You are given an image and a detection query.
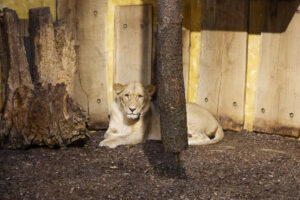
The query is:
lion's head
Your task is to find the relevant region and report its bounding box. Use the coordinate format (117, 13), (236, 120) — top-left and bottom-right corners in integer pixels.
(113, 82), (156, 120)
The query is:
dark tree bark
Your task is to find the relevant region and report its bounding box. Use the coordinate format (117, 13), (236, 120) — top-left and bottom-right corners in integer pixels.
(0, 8), (87, 149)
(156, 0), (188, 152)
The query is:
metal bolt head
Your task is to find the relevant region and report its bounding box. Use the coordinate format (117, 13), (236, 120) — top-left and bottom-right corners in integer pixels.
(123, 24), (127, 28)
(261, 108), (265, 113)
(97, 99), (101, 104)
(205, 98), (208, 102)
(289, 112), (294, 118)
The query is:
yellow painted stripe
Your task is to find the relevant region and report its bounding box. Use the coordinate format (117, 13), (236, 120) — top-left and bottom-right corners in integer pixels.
(188, 32), (201, 103)
(106, 0), (115, 104)
(244, 0), (262, 131)
(244, 35), (261, 131)
(187, 0), (201, 103)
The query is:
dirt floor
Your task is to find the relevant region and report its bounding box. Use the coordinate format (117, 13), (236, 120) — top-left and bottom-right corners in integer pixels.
(0, 131), (299, 200)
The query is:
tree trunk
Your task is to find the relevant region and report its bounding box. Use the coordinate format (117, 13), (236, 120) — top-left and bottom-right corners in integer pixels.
(156, 0), (188, 152)
(0, 8), (87, 149)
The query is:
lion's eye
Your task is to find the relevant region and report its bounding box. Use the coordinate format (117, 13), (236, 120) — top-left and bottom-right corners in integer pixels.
(124, 94), (129, 98)
(138, 95), (143, 99)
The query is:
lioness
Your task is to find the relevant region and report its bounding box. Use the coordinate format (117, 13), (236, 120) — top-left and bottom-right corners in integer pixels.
(99, 82), (224, 148)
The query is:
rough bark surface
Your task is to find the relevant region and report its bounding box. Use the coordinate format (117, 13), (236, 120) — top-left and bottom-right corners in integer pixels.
(54, 20), (77, 97)
(0, 8), (34, 149)
(156, 0), (188, 152)
(29, 7), (75, 90)
(0, 11), (7, 109)
(0, 8), (86, 149)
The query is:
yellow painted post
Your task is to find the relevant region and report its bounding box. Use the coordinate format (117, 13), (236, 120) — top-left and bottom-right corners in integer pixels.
(106, 0), (116, 104)
(244, 0), (262, 131)
(187, 0), (201, 103)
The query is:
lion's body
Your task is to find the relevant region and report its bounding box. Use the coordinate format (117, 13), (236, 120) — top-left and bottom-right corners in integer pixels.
(99, 82), (224, 148)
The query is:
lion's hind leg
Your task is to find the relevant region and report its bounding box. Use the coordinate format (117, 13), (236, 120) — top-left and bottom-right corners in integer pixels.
(188, 132), (211, 145)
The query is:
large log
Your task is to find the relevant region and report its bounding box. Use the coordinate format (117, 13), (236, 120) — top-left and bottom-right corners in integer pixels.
(0, 8), (87, 149)
(156, 0), (188, 153)
(0, 8), (34, 149)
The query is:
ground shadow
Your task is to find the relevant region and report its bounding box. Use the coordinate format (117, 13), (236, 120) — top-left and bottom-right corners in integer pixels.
(142, 140), (187, 179)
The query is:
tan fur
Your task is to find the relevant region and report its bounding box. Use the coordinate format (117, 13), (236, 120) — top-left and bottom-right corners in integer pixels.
(99, 82), (224, 148)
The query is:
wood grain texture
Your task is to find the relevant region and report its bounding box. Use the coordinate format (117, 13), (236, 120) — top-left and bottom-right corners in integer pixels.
(0, 9), (34, 149)
(254, 1), (300, 137)
(0, 8), (86, 149)
(57, 0), (77, 35)
(182, 29), (190, 100)
(28, 7), (86, 146)
(76, 0), (109, 129)
(197, 0), (248, 131)
(29, 7), (62, 86)
(0, 14), (7, 111)
(114, 5), (152, 85)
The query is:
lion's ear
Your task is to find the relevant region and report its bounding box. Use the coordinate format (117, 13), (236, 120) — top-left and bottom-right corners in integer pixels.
(113, 83), (125, 95)
(145, 85), (156, 96)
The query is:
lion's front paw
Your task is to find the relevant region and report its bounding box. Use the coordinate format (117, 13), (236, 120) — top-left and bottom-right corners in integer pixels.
(104, 128), (118, 139)
(99, 139), (118, 148)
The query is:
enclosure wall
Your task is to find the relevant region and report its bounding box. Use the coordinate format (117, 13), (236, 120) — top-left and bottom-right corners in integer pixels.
(1, 0), (300, 138)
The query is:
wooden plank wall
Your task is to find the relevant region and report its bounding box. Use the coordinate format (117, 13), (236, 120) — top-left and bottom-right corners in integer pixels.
(114, 5), (152, 86)
(3, 0), (300, 136)
(253, 0), (300, 137)
(197, 0), (248, 131)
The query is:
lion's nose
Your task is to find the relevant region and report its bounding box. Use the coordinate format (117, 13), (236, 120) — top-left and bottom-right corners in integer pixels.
(129, 107), (136, 112)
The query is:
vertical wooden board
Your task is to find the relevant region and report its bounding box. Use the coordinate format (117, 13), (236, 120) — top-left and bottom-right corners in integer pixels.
(182, 29), (190, 100)
(197, 0), (248, 131)
(254, 1), (300, 137)
(114, 5), (152, 85)
(76, 0), (109, 129)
